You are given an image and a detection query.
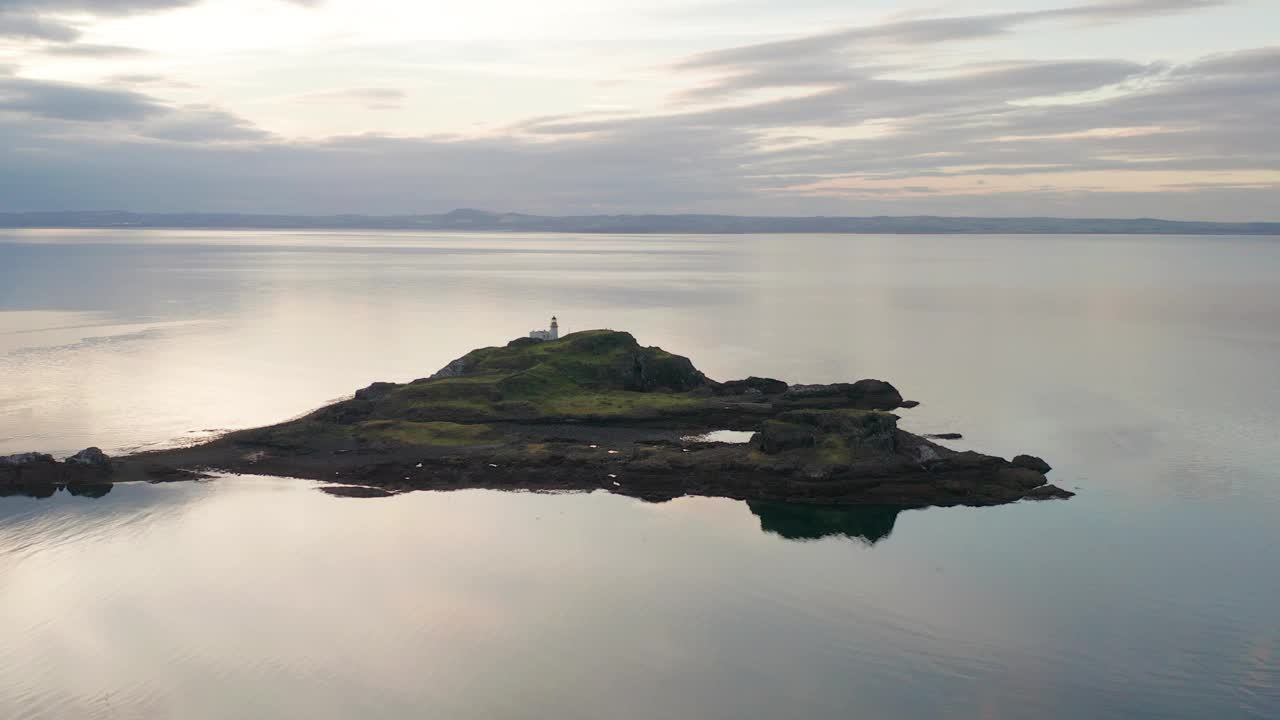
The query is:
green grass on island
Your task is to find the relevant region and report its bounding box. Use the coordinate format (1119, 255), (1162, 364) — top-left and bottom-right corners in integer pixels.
(236, 330), (722, 448)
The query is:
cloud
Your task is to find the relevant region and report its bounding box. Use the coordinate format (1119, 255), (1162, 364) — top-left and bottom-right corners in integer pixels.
(295, 87), (407, 110)
(0, 0), (1273, 220)
(0, 2), (201, 42)
(0, 74), (264, 142)
(530, 58), (1157, 137)
(41, 43), (148, 57)
(137, 105), (273, 142)
(106, 73), (198, 89)
(0, 12), (81, 41)
(0, 75), (163, 121)
(108, 73), (167, 84)
(0, 0), (316, 43)
(675, 1), (1230, 102)
(681, 1), (1230, 68)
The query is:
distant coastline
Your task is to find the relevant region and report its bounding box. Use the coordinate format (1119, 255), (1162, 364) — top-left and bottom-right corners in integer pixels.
(1, 209), (1277, 235)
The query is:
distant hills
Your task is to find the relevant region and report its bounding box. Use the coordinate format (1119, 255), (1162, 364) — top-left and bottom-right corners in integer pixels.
(1, 209), (1277, 235)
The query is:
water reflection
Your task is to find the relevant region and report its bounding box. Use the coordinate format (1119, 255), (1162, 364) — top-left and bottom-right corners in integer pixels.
(748, 500), (901, 545)
(320, 485), (905, 545)
(2, 478), (891, 547)
(0, 482), (112, 499)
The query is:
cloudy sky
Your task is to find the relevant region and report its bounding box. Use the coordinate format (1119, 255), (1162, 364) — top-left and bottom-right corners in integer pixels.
(1, 0), (1277, 219)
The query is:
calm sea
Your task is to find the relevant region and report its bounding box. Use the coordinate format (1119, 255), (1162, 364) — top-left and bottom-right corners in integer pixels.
(1, 230), (1277, 719)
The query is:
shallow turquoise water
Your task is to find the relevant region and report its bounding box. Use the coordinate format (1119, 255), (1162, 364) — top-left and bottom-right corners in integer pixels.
(1, 230), (1277, 718)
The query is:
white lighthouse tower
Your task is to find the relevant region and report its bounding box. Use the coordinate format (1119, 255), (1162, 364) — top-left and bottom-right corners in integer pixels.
(528, 316), (561, 341)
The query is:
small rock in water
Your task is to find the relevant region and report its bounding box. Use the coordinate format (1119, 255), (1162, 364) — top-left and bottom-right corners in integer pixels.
(320, 485), (395, 499)
(1024, 484), (1074, 500)
(65, 447), (112, 469)
(1012, 454), (1052, 474)
(0, 452), (55, 466)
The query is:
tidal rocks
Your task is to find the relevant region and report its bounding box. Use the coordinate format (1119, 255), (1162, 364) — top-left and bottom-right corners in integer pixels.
(320, 485), (397, 498)
(718, 377), (789, 396)
(1, 447), (115, 498)
(66, 447), (111, 469)
(781, 379), (904, 410)
(1023, 484), (1074, 500)
(98, 329), (1070, 509)
(751, 420), (818, 454)
(1012, 454), (1053, 474)
(778, 409), (899, 454)
(0, 452), (56, 466)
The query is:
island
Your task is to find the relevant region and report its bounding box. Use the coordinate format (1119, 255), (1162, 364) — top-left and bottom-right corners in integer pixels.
(1, 329), (1073, 506)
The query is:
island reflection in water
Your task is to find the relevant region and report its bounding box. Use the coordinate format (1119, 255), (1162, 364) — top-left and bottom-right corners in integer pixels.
(0, 481), (113, 499)
(9, 479), (894, 545)
(747, 500), (901, 544)
(322, 485), (906, 544)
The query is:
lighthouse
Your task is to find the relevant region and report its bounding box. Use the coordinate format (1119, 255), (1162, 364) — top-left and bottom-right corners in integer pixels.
(528, 316), (561, 341)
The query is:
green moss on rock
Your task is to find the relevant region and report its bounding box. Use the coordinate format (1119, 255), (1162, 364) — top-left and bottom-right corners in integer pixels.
(356, 421), (500, 446)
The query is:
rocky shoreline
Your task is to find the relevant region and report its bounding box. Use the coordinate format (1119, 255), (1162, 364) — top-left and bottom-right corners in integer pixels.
(2, 330), (1073, 507)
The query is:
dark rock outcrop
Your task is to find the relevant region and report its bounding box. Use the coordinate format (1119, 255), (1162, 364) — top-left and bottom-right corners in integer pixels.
(66, 447), (111, 469)
(751, 420), (819, 454)
(320, 485), (397, 498)
(429, 356), (471, 380)
(1012, 454), (1052, 473)
(782, 379), (904, 410)
(354, 382), (397, 402)
(1023, 484), (1074, 500)
(718, 377), (789, 396)
(1, 448), (116, 498)
(0, 452), (55, 466)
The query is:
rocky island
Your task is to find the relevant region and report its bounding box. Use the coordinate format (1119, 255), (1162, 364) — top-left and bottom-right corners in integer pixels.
(2, 330), (1072, 506)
